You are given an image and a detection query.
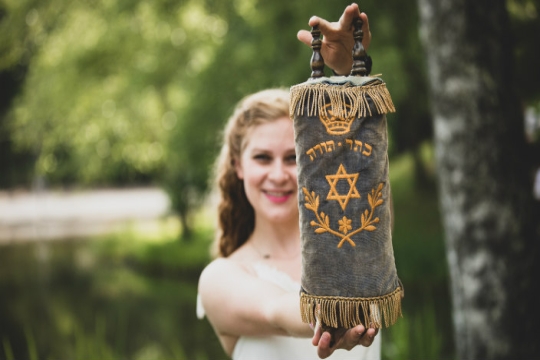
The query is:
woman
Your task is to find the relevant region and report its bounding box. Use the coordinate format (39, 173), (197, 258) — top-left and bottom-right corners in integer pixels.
(198, 4), (380, 359)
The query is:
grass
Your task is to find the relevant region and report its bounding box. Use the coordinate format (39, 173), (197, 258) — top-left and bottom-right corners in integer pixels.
(383, 144), (454, 360)
(0, 216), (224, 360)
(0, 145), (453, 360)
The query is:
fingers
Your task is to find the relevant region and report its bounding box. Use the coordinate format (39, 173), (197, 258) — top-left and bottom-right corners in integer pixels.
(343, 324), (367, 349)
(338, 3), (362, 30)
(309, 15), (335, 37)
(339, 7), (371, 51)
(311, 318), (322, 346)
(314, 325), (378, 359)
(338, 5), (372, 51)
(296, 4), (372, 76)
(316, 331), (334, 359)
(353, 326), (378, 347)
(312, 3), (357, 35)
(360, 12), (370, 30)
(297, 29), (312, 47)
(304, 4), (370, 49)
(360, 12), (372, 50)
(311, 306), (323, 346)
(307, 15), (320, 27)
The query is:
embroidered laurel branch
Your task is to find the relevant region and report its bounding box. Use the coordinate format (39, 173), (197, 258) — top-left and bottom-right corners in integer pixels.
(302, 183), (384, 248)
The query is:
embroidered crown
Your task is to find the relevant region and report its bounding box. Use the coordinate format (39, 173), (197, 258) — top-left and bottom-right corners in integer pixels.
(319, 103), (356, 135)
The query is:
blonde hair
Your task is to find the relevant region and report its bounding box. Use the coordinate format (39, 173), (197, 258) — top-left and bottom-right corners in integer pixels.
(212, 88), (290, 258)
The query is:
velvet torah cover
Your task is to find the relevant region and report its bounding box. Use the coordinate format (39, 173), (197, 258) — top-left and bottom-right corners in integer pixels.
(290, 74), (403, 330)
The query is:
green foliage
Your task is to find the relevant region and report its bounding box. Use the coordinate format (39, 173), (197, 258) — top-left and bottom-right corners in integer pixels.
(73, 317), (117, 360)
(162, 0), (433, 225)
(3, 0), (539, 230)
(383, 145), (453, 360)
(390, 144), (447, 286)
(23, 328), (38, 360)
(382, 300), (444, 360)
(2, 338), (15, 360)
(0, 151), (452, 359)
(0, 219), (221, 360)
(2, 0), (224, 186)
(508, 0), (540, 104)
(0, 0), (433, 218)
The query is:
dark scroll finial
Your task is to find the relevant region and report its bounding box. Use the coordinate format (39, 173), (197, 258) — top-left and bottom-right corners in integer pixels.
(350, 17), (367, 76)
(310, 25), (325, 79)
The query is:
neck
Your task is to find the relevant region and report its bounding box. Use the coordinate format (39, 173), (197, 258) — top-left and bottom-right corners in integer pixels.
(249, 216), (300, 260)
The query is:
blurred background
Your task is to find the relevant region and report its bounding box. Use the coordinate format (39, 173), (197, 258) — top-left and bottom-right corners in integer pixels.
(1, 0), (539, 359)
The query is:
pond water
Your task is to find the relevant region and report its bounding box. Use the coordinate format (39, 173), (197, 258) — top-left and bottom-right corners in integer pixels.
(0, 238), (226, 360)
(0, 180), (455, 360)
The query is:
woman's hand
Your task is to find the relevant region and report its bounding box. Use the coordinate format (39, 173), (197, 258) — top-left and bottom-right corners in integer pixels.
(312, 323), (378, 359)
(297, 3), (371, 76)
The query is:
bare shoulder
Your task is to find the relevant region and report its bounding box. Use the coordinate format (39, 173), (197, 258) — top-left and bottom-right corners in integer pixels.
(199, 244), (256, 282)
(198, 254), (253, 296)
(197, 247), (304, 341)
(197, 254), (262, 328)
(199, 257), (243, 283)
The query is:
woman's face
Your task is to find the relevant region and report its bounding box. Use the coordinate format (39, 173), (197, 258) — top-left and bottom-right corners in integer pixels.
(235, 116), (298, 225)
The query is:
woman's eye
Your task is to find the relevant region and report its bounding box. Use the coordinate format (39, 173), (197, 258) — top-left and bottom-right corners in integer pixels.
(286, 155), (297, 164)
(254, 154), (271, 161)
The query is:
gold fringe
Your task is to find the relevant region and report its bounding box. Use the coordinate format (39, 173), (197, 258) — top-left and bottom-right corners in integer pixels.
(289, 81), (395, 121)
(300, 286), (403, 329)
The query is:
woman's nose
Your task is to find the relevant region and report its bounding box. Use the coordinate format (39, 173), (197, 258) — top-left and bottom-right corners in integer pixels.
(268, 161), (289, 182)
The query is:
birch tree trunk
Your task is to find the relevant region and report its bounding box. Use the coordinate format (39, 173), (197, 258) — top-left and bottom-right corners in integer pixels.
(417, 0), (540, 359)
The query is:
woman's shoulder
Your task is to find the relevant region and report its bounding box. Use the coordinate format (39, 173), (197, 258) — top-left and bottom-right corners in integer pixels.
(199, 250), (256, 287)
(197, 250), (262, 322)
(199, 257), (237, 281)
(201, 257), (241, 275)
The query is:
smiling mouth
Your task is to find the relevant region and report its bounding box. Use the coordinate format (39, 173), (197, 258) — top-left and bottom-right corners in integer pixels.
(263, 190), (294, 203)
(264, 190), (294, 196)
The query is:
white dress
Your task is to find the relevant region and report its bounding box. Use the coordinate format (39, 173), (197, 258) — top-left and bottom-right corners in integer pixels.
(197, 262), (381, 360)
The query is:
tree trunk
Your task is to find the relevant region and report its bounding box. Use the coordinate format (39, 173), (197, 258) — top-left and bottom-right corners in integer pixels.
(179, 208), (193, 241)
(417, 0), (540, 359)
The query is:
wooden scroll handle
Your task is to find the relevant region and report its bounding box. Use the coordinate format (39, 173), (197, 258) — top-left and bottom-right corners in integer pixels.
(350, 17), (368, 76)
(310, 18), (369, 78)
(310, 25), (325, 79)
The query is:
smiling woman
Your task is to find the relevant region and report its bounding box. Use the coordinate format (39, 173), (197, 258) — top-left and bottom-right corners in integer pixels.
(196, 4), (383, 359)
(212, 89), (293, 260)
(235, 116), (299, 226)
(197, 89), (380, 359)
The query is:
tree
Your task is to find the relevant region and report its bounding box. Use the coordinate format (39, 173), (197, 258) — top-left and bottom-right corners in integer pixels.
(0, 0), (64, 187)
(417, 0), (540, 358)
(162, 0), (347, 238)
(1, 0), (226, 188)
(162, 0), (438, 237)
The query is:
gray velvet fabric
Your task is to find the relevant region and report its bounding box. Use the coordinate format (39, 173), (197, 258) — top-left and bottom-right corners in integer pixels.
(292, 77), (400, 301)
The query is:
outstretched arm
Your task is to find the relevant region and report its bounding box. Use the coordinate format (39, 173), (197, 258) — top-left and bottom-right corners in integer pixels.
(297, 3), (371, 75)
(199, 258), (378, 358)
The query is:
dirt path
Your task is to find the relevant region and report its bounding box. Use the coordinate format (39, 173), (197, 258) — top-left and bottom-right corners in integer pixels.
(0, 187), (170, 244)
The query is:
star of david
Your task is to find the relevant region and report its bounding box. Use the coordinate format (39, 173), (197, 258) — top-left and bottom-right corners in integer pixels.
(325, 164), (361, 211)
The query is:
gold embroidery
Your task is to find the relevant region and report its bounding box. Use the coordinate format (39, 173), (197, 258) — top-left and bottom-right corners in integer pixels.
(302, 183), (384, 248)
(290, 81), (395, 124)
(338, 216), (352, 234)
(300, 286), (403, 329)
(325, 164), (361, 211)
(306, 140), (335, 160)
(320, 103), (356, 135)
(305, 139), (373, 161)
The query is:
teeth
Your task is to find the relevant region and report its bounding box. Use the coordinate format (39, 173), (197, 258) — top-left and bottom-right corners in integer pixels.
(266, 191), (288, 197)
